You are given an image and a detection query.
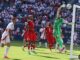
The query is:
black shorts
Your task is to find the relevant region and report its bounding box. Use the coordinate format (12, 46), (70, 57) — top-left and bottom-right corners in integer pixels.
(39, 39), (47, 43)
(63, 38), (68, 44)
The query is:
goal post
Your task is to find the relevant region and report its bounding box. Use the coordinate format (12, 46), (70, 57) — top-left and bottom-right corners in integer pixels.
(70, 4), (80, 59)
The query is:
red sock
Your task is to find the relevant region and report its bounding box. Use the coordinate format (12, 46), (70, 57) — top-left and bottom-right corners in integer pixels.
(49, 44), (53, 50)
(32, 44), (35, 50)
(33, 45), (35, 49)
(24, 46), (26, 48)
(31, 45), (33, 50)
(28, 45), (31, 50)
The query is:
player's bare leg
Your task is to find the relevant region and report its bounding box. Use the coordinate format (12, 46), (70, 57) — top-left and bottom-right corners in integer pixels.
(31, 42), (37, 54)
(4, 43), (10, 59)
(22, 39), (27, 51)
(48, 44), (53, 53)
(0, 39), (5, 51)
(28, 41), (31, 55)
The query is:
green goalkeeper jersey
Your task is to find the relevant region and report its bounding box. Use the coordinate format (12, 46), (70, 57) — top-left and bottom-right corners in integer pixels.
(54, 17), (63, 36)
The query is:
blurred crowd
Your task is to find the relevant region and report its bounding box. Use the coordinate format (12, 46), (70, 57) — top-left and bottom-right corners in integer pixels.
(0, 0), (80, 45)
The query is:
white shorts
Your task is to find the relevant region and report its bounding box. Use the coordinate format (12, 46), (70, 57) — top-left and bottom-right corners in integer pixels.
(1, 31), (10, 44)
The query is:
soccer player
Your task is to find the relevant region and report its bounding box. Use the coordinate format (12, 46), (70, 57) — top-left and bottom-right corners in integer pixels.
(39, 25), (47, 48)
(53, 5), (71, 53)
(27, 15), (37, 54)
(0, 15), (17, 59)
(45, 22), (55, 52)
(53, 5), (65, 53)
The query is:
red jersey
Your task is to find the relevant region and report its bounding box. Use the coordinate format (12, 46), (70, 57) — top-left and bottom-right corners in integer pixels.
(26, 20), (37, 41)
(45, 26), (53, 35)
(45, 26), (55, 44)
(28, 20), (35, 31)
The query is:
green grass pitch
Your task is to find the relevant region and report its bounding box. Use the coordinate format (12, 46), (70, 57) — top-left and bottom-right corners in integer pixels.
(0, 41), (80, 60)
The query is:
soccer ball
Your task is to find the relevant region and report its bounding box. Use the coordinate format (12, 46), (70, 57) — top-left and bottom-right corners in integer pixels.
(63, 24), (67, 27)
(66, 4), (72, 9)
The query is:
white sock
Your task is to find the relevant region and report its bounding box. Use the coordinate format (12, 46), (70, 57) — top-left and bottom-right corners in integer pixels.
(45, 42), (47, 48)
(39, 42), (41, 46)
(55, 43), (58, 50)
(4, 47), (10, 57)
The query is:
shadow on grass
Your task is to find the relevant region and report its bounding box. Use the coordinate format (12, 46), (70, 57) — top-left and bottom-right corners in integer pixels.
(37, 51), (49, 54)
(11, 41), (80, 52)
(35, 55), (59, 59)
(1, 58), (21, 60)
(66, 45), (80, 51)
(11, 40), (23, 47)
(12, 59), (21, 60)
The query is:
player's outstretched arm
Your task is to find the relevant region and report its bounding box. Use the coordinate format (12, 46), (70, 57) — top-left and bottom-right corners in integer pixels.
(63, 20), (74, 25)
(56, 5), (64, 18)
(56, 4), (66, 18)
(56, 7), (61, 18)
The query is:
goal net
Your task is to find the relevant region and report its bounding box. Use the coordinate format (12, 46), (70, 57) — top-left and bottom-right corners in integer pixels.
(70, 4), (80, 59)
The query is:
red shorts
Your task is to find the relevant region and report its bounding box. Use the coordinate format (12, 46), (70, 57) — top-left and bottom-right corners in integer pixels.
(46, 35), (55, 44)
(26, 31), (37, 41)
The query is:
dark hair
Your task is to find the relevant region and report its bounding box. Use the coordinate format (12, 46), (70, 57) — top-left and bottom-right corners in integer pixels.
(13, 13), (17, 17)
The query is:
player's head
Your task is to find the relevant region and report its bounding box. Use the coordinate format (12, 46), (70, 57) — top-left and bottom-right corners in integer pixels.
(46, 22), (51, 26)
(11, 14), (17, 25)
(28, 15), (33, 21)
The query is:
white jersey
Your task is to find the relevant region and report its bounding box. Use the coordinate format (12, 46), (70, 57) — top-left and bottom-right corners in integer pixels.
(6, 22), (14, 31)
(40, 27), (46, 39)
(1, 22), (14, 44)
